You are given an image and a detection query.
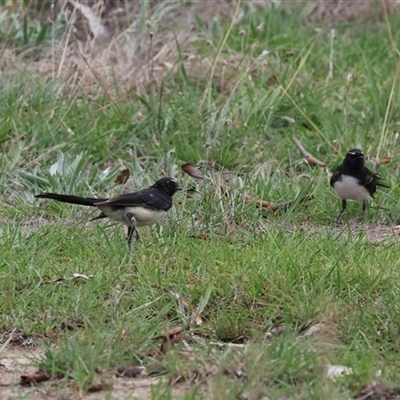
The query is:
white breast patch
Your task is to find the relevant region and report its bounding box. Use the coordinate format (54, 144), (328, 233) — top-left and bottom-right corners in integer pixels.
(333, 175), (371, 202)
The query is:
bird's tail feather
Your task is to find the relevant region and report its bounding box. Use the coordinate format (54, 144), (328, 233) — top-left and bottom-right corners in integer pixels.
(377, 182), (390, 188)
(35, 193), (107, 206)
(376, 178), (390, 188)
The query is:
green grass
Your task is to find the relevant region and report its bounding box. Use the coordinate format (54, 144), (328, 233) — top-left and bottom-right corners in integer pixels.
(2, 1), (400, 399)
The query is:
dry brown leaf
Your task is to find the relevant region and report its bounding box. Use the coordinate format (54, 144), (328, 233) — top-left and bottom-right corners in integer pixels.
(115, 168), (130, 184)
(20, 371), (50, 386)
(292, 136), (326, 167)
(267, 74), (279, 85)
(181, 163), (204, 179)
(154, 326), (184, 354)
(195, 315), (203, 326)
(380, 156), (392, 164)
(87, 382), (112, 392)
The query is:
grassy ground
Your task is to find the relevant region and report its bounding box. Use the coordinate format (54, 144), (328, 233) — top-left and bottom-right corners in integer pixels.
(1, 1), (400, 399)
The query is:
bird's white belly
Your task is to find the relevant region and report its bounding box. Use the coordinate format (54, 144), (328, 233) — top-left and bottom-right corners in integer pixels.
(333, 175), (371, 201)
(127, 207), (167, 226)
(97, 205), (167, 227)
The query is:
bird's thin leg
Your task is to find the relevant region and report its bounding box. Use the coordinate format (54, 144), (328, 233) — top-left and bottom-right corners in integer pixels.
(361, 200), (367, 223)
(134, 229), (140, 242)
(126, 213), (138, 251)
(126, 226), (134, 251)
(335, 199), (346, 225)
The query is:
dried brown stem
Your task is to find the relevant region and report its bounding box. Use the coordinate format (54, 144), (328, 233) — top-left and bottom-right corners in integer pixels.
(244, 193), (314, 213)
(220, 185), (313, 213)
(264, 194), (314, 213)
(292, 137), (326, 167)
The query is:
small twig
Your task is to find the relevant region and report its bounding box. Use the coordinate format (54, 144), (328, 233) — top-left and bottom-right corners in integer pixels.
(244, 194), (270, 209)
(220, 185), (313, 214)
(264, 194), (314, 213)
(292, 137), (326, 167)
(245, 193), (313, 213)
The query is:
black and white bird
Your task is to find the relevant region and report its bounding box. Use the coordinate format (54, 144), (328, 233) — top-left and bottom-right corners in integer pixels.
(330, 149), (388, 223)
(35, 177), (182, 249)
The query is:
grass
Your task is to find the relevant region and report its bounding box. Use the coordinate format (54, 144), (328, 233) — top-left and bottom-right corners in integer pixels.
(1, 1), (400, 399)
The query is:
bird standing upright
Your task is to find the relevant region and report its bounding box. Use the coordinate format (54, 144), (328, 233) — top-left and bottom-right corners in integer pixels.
(35, 177), (182, 249)
(330, 149), (388, 223)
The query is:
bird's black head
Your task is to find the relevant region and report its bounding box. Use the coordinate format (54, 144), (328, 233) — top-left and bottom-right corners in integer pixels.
(152, 177), (182, 196)
(343, 148), (365, 169)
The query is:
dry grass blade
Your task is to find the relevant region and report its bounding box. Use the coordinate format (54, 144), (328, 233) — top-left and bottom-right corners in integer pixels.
(377, 62), (400, 159)
(220, 183), (313, 213)
(153, 326), (184, 354)
(243, 191), (314, 213)
(244, 194), (271, 209)
(292, 137), (326, 167)
(263, 194), (314, 213)
(190, 233), (238, 243)
(169, 292), (204, 325)
(69, 0), (108, 40)
(76, 43), (126, 119)
(169, 292), (190, 312)
(198, 0), (242, 110)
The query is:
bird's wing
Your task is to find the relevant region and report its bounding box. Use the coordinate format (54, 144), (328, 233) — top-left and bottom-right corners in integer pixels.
(330, 166), (341, 187)
(364, 168), (389, 192)
(95, 188), (172, 211)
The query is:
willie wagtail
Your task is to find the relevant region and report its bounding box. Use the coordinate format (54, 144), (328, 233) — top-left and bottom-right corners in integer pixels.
(35, 177), (182, 248)
(330, 148), (388, 223)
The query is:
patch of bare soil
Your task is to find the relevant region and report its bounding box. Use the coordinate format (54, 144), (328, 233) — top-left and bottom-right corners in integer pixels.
(329, 221), (400, 243)
(280, 220), (400, 244)
(0, 347), (191, 400)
